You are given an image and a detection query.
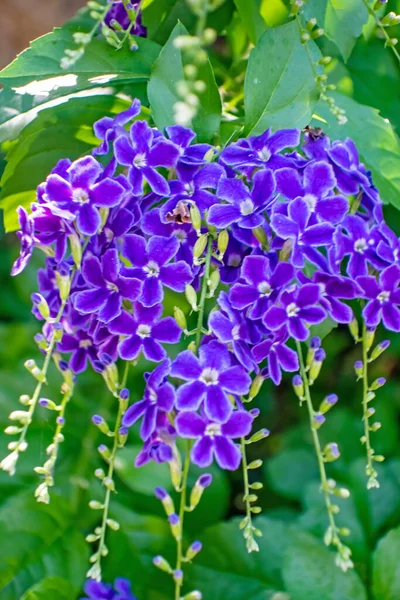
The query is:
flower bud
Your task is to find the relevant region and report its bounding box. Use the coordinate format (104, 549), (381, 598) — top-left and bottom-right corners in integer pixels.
(153, 555), (173, 573)
(348, 318), (359, 342)
(183, 593), (202, 600)
(373, 454), (385, 462)
(119, 387), (130, 411)
(323, 442), (340, 462)
(292, 374), (304, 400)
(354, 360), (363, 378)
(39, 398), (58, 411)
(173, 569), (183, 583)
(106, 518), (120, 531)
(247, 428), (270, 443)
(369, 340), (390, 361)
(4, 426), (22, 435)
(118, 426), (129, 446)
(185, 540), (202, 561)
(0, 450), (19, 475)
(168, 513), (182, 540)
(193, 234), (208, 259)
(55, 271), (71, 301)
(249, 375), (264, 400)
(207, 269), (220, 297)
(319, 394), (338, 414)
(189, 473), (212, 509)
(35, 482), (50, 504)
(92, 415), (110, 435)
(370, 377), (386, 391)
(174, 306), (188, 331)
(306, 336), (321, 368)
(89, 500), (104, 510)
(312, 413), (326, 429)
(365, 327), (375, 351)
(9, 410), (31, 425)
(86, 533), (99, 543)
(98, 444), (111, 461)
(249, 481), (263, 490)
(68, 233), (82, 269)
(190, 204), (201, 233)
(31, 293), (50, 320)
(24, 359), (45, 382)
(217, 230), (229, 258)
(309, 348), (326, 384)
(252, 226), (268, 247)
(370, 421), (381, 432)
(19, 394), (31, 406)
(247, 459), (263, 469)
(155, 487), (175, 516)
(306, 18), (317, 30)
(185, 284), (198, 311)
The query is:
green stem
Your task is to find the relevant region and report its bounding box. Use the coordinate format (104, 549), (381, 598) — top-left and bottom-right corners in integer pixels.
(361, 323), (379, 489)
(174, 445), (191, 600)
(240, 437), (259, 552)
(89, 361), (130, 581)
(195, 236), (213, 351)
(296, 340), (353, 571)
(360, 0), (400, 64)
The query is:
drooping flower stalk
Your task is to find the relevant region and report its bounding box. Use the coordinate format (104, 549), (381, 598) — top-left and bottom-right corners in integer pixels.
(360, 0), (400, 64)
(34, 358), (75, 503)
(295, 340), (353, 572)
(86, 361), (130, 581)
(240, 436), (262, 552)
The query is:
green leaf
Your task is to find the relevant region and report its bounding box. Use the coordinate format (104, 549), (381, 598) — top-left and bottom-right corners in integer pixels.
(147, 22), (221, 142)
(283, 531), (367, 600)
(0, 22), (159, 143)
(0, 94), (132, 231)
(0, 493), (88, 597)
(265, 448), (319, 501)
(373, 526), (400, 600)
(244, 21), (320, 135)
(20, 577), (76, 600)
(233, 0), (267, 44)
(313, 94), (400, 209)
(142, 0), (196, 45)
(303, 0), (369, 62)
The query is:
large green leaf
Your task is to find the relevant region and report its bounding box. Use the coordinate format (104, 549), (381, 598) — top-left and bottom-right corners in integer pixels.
(373, 526), (400, 600)
(283, 532), (367, 600)
(313, 94), (400, 209)
(147, 23), (222, 142)
(0, 494), (87, 598)
(20, 577), (76, 600)
(142, 0), (196, 44)
(244, 21), (320, 135)
(0, 94), (132, 231)
(265, 448), (319, 501)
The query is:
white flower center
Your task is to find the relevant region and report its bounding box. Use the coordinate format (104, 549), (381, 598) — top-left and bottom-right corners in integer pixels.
(183, 182), (195, 196)
(228, 254), (241, 267)
(205, 423), (222, 438)
(354, 238), (367, 253)
(257, 146), (271, 162)
(143, 261), (160, 277)
(303, 193), (318, 211)
(137, 324), (151, 338)
(149, 388), (158, 403)
(133, 153), (147, 168)
(106, 281), (119, 292)
(286, 302), (299, 317)
(79, 339), (92, 348)
(378, 291), (390, 303)
(240, 198), (255, 216)
(232, 325), (240, 340)
(72, 188), (90, 204)
(174, 229), (187, 243)
(200, 367), (219, 385)
(258, 281), (272, 296)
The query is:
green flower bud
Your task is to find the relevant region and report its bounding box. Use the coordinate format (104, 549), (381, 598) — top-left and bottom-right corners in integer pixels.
(217, 230), (229, 258)
(190, 204), (201, 233)
(193, 234), (208, 259)
(185, 284), (198, 311)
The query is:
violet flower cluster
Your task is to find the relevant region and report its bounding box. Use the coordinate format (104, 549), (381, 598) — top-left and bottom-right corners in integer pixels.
(6, 98), (397, 584)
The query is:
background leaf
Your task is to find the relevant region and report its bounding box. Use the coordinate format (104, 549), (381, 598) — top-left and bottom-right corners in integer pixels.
(244, 21), (320, 135)
(373, 526), (400, 600)
(20, 577), (76, 600)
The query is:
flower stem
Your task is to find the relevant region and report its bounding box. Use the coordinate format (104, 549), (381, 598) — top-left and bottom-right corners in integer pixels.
(240, 437), (260, 552)
(360, 0), (400, 65)
(195, 235), (213, 351)
(361, 323), (379, 489)
(87, 361), (130, 581)
(174, 444), (191, 600)
(295, 340), (353, 571)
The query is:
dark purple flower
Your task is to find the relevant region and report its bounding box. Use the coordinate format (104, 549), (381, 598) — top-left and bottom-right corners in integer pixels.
(310, 272), (357, 324)
(220, 129), (300, 175)
(93, 99), (141, 156)
(334, 214), (385, 278)
(58, 329), (98, 373)
(122, 360), (175, 440)
(105, 1), (146, 37)
(114, 120), (180, 195)
(165, 125), (213, 167)
(109, 303), (182, 362)
(45, 156), (127, 235)
(122, 234), (193, 307)
(135, 414), (175, 466)
(377, 221), (400, 266)
(81, 577), (137, 600)
(11, 207), (35, 276)
(230, 255), (294, 319)
(271, 197), (334, 268)
(171, 341), (251, 423)
(357, 265), (400, 331)
(219, 237), (250, 284)
(74, 248), (142, 322)
(208, 170), (275, 230)
(252, 327), (299, 385)
(263, 284), (325, 341)
(274, 161), (348, 224)
(175, 410), (253, 470)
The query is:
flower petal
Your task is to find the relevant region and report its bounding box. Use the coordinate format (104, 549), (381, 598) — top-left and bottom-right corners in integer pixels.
(214, 437), (241, 470)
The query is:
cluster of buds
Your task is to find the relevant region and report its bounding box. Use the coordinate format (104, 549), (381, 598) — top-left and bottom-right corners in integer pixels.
(86, 385), (131, 581)
(153, 475), (213, 599)
(291, 0), (347, 125)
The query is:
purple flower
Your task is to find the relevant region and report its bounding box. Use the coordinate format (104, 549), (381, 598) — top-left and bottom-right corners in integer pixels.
(171, 341), (251, 423)
(58, 329), (98, 373)
(114, 120), (180, 195)
(274, 161), (348, 224)
(175, 410), (253, 470)
(45, 156), (127, 235)
(219, 237), (251, 284)
(74, 248), (142, 322)
(230, 255), (294, 319)
(220, 128), (300, 174)
(165, 125), (213, 167)
(122, 360), (175, 440)
(109, 303), (182, 362)
(271, 197), (334, 268)
(81, 577), (137, 600)
(135, 414), (175, 466)
(334, 215), (384, 278)
(357, 265), (400, 332)
(122, 234), (192, 307)
(11, 207), (35, 276)
(105, 1), (146, 37)
(208, 170), (275, 230)
(264, 284), (326, 341)
(252, 327), (299, 385)
(93, 99), (141, 156)
(310, 272), (357, 324)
